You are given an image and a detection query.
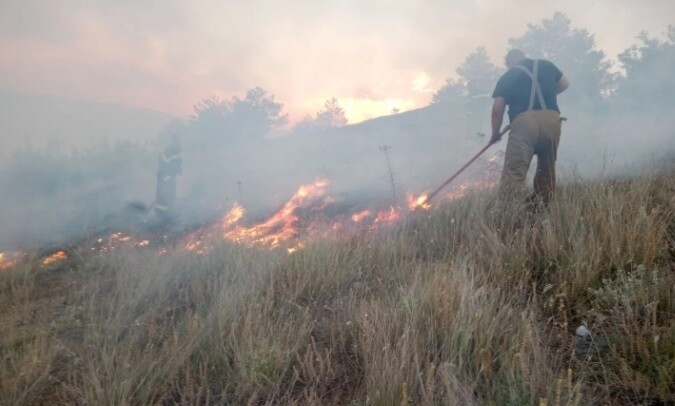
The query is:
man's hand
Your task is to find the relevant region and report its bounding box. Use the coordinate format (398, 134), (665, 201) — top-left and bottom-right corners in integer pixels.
(489, 131), (503, 144)
(490, 97), (506, 144)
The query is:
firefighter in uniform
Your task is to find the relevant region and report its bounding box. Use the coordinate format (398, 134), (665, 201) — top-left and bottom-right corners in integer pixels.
(155, 134), (182, 220)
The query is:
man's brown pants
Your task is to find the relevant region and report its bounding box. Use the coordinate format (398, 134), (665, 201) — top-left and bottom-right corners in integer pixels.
(499, 110), (562, 204)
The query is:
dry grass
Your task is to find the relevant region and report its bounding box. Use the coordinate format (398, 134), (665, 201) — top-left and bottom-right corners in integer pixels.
(0, 168), (673, 405)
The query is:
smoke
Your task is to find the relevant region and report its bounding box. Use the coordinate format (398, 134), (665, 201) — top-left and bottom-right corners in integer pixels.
(1, 82), (673, 253)
(0, 140), (156, 250)
(2, 2), (672, 118)
(0, 90), (173, 159)
(0, 5), (673, 252)
(174, 99), (478, 224)
(557, 108), (674, 178)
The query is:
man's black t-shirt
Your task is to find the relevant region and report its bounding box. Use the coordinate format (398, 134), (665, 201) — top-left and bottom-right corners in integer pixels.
(492, 58), (563, 122)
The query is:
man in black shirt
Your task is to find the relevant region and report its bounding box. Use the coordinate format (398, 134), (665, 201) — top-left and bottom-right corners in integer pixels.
(490, 49), (570, 205)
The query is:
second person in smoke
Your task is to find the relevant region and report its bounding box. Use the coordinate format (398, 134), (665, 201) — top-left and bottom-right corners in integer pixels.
(489, 49), (570, 206)
(155, 134), (182, 221)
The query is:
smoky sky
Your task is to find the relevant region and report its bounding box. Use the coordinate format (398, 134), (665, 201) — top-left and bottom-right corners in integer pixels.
(0, 0), (673, 123)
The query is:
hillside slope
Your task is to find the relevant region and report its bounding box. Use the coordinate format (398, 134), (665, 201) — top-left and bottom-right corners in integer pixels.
(0, 90), (174, 155)
(1, 168), (672, 404)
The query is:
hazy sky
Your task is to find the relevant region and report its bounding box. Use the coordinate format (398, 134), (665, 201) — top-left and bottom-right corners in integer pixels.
(1, 0), (672, 123)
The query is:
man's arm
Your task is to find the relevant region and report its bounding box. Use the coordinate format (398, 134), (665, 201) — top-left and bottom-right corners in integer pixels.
(490, 97), (506, 144)
(557, 74), (570, 94)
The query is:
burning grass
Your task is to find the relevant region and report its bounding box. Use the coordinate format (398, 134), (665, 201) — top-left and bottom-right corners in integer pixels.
(0, 169), (673, 404)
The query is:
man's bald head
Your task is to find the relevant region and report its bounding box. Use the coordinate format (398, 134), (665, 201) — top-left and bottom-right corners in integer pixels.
(505, 49), (526, 68)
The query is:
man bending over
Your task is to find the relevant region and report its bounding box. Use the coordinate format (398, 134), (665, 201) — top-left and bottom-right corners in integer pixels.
(490, 49), (570, 206)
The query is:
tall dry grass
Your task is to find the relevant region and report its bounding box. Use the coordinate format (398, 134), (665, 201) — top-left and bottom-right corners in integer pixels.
(0, 168), (672, 405)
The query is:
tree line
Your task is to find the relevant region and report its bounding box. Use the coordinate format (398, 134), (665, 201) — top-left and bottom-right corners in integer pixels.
(432, 12), (674, 114)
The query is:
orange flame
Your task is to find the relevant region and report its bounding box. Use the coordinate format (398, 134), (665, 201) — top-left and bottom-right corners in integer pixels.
(192, 178), (496, 257)
(93, 232), (154, 253)
(351, 210), (372, 222)
(372, 206), (401, 226)
(42, 250), (67, 266)
(180, 178), (500, 255)
(3, 177), (502, 266)
(222, 202), (245, 227)
(408, 192), (431, 211)
(223, 179), (329, 249)
(0, 252), (26, 270)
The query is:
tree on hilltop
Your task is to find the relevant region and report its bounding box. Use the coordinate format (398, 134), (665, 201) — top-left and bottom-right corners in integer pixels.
(190, 88), (288, 148)
(432, 47), (500, 104)
(230, 87), (288, 137)
(293, 97), (348, 134)
(508, 12), (618, 108)
(616, 26), (675, 110)
(457, 47), (502, 98)
(431, 78), (466, 104)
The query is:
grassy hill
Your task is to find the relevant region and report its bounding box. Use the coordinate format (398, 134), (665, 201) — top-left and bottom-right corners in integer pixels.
(0, 90), (174, 156)
(0, 165), (673, 405)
